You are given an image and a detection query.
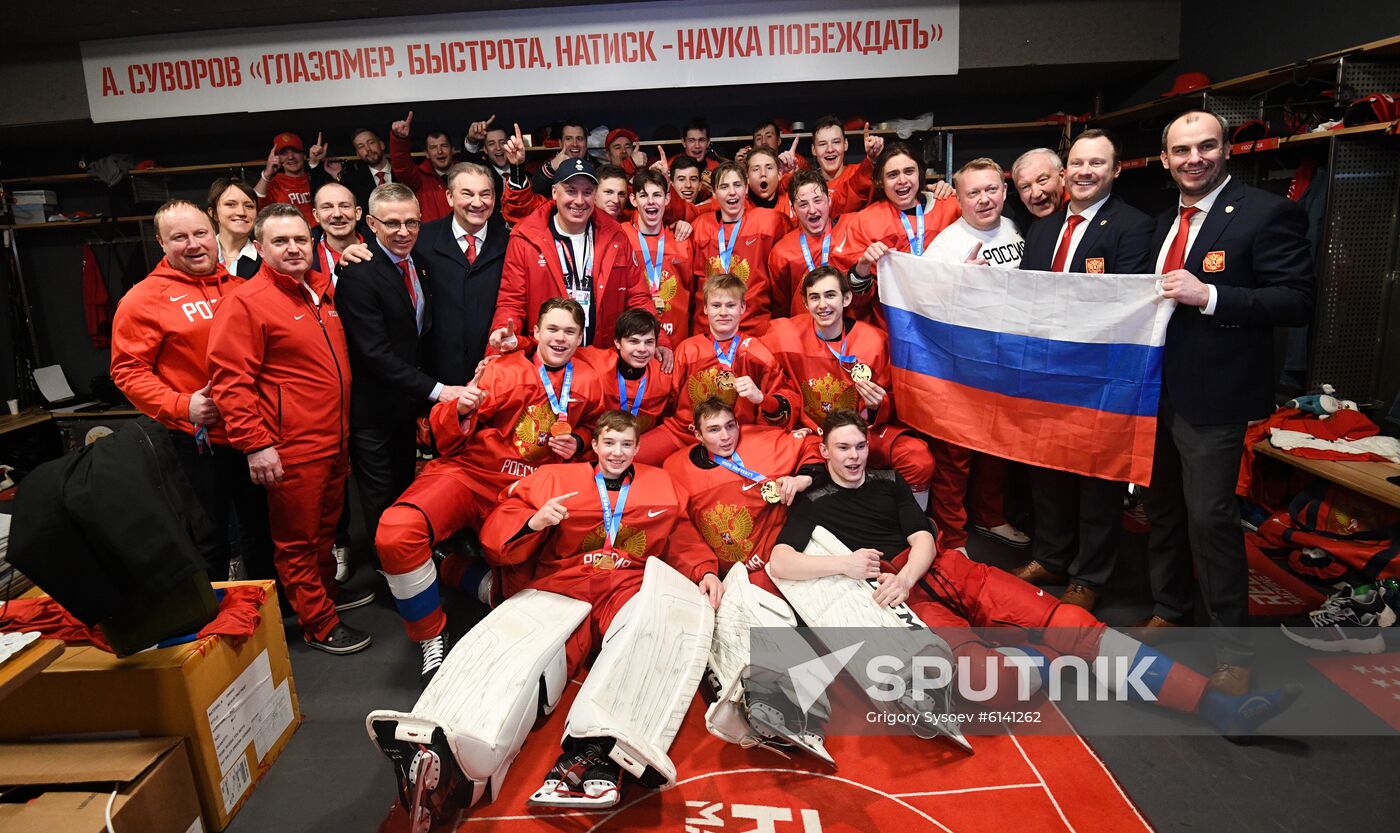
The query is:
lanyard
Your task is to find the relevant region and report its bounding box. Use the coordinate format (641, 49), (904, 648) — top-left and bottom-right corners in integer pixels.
(799, 231), (832, 271)
(817, 322), (857, 365)
(594, 470), (631, 551)
(711, 451), (766, 485)
(537, 361), (573, 417)
(617, 370), (648, 415)
(715, 214), (743, 271)
(897, 202), (925, 256)
(713, 336), (739, 368)
(555, 226), (594, 289)
(636, 231), (665, 291)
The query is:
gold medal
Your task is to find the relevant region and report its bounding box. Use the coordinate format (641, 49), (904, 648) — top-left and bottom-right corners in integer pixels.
(760, 481), (781, 504)
(550, 420), (573, 437)
(717, 370), (736, 390)
(850, 363), (872, 382)
(653, 295), (666, 313)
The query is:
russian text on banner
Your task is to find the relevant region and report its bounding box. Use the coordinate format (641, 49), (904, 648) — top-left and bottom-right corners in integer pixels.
(878, 252), (1175, 485)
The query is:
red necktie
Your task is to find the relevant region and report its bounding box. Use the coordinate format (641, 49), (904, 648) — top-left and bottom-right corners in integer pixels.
(399, 260), (417, 306)
(463, 235), (477, 265)
(375, 170), (386, 186)
(1161, 206), (1201, 274)
(1050, 214), (1085, 273)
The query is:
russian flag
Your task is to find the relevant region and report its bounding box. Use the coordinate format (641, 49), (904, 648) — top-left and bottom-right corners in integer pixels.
(879, 252), (1175, 486)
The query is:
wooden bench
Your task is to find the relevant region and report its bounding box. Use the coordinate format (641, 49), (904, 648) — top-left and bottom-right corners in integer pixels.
(1253, 441), (1400, 509)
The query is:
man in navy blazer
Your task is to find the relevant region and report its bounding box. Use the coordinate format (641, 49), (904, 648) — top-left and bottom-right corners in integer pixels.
(1146, 110), (1313, 693)
(1013, 129), (1154, 613)
(335, 184), (470, 557)
(413, 162), (508, 387)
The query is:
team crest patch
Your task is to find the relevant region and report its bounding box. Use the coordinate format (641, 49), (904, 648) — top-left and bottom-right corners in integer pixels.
(1203, 250), (1226, 272)
(1084, 257), (1105, 274)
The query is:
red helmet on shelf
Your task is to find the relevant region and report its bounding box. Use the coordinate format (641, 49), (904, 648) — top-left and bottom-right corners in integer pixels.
(1342, 93), (1398, 127)
(1161, 71), (1212, 98)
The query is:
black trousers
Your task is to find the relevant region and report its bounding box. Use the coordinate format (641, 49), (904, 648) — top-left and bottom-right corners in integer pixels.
(350, 420), (418, 549)
(168, 429), (274, 582)
(1029, 467), (1125, 589)
(1143, 397), (1252, 665)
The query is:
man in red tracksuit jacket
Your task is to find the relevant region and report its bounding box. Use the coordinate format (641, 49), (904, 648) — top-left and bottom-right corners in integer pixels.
(388, 110), (455, 223)
(110, 199), (270, 583)
(207, 204), (368, 656)
(488, 156), (657, 357)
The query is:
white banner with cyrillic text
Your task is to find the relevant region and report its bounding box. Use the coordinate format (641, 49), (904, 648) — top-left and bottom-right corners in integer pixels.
(81, 0), (958, 123)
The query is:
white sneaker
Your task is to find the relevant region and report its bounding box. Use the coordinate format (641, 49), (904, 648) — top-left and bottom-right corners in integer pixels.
(332, 545), (351, 583)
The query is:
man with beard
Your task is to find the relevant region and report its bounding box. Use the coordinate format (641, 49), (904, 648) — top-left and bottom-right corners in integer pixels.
(389, 110), (456, 223)
(341, 127), (394, 208)
(1144, 110), (1313, 694)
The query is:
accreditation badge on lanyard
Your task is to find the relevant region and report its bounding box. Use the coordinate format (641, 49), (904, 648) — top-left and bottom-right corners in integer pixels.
(556, 226), (594, 328)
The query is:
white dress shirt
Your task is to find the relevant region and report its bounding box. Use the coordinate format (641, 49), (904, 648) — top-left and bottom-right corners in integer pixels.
(1155, 175), (1232, 315)
(1053, 193), (1110, 271)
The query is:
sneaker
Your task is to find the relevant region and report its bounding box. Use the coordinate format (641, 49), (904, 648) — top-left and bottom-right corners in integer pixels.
(419, 629), (450, 687)
(1199, 683), (1305, 738)
(1280, 583), (1397, 653)
(332, 545), (351, 583)
(528, 741), (621, 808)
(972, 523), (1031, 548)
(335, 586), (376, 612)
(306, 622), (373, 655)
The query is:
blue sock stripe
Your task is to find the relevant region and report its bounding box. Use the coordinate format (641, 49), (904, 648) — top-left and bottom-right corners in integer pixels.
(393, 580), (442, 624)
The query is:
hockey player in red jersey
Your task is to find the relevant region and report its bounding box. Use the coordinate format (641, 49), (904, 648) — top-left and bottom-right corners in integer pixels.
(479, 409), (721, 807)
(744, 147), (794, 230)
(374, 299), (606, 684)
(762, 266), (933, 509)
(641, 273), (797, 465)
(622, 168), (694, 342)
(843, 142), (962, 285)
(767, 170), (860, 321)
(576, 308), (675, 439)
(689, 162), (788, 336)
(664, 397), (822, 579)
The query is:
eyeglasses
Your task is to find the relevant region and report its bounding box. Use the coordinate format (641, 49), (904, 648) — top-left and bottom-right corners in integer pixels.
(370, 215), (421, 231)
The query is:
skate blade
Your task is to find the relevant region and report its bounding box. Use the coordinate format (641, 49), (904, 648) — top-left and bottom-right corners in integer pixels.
(527, 780), (620, 809)
(750, 716), (836, 766)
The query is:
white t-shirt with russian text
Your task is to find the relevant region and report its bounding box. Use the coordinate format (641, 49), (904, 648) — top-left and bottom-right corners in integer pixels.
(922, 217), (1024, 267)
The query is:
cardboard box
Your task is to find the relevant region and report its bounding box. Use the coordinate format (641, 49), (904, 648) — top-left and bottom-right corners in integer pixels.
(12, 190), (58, 205)
(0, 581), (300, 831)
(0, 737), (203, 833)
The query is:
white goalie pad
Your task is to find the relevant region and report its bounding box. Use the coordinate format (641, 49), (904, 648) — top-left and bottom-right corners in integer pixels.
(705, 564), (798, 743)
(768, 525), (970, 752)
(564, 557), (715, 790)
(366, 589), (591, 806)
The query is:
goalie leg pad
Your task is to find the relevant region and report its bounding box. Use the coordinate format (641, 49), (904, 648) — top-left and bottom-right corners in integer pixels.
(563, 557), (715, 790)
(705, 565), (805, 742)
(366, 589), (591, 811)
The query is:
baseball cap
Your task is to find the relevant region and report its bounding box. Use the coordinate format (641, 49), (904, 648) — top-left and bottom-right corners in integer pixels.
(605, 127), (639, 148)
(273, 132), (305, 153)
(557, 156), (599, 183)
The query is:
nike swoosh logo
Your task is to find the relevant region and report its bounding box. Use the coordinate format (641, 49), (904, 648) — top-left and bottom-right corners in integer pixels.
(169, 294), (189, 302)
(294, 314), (306, 320)
(647, 509), (666, 518)
(744, 238), (757, 246)
(741, 482), (759, 491)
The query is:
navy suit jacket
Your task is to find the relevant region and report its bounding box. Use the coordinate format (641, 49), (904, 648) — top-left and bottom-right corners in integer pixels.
(1021, 193), (1154, 274)
(413, 213), (508, 386)
(1150, 177), (1313, 425)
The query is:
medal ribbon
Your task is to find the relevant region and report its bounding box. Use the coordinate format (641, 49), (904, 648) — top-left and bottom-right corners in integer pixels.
(713, 336), (739, 368)
(537, 361), (573, 418)
(816, 322), (857, 365)
(897, 202), (925, 256)
(715, 215), (743, 271)
(799, 231), (832, 271)
(636, 231), (665, 292)
(594, 470), (631, 551)
(616, 370), (648, 416)
(711, 451), (767, 486)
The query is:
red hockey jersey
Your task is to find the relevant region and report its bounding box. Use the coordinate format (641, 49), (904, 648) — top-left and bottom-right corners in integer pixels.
(689, 207), (788, 336)
(761, 314), (896, 433)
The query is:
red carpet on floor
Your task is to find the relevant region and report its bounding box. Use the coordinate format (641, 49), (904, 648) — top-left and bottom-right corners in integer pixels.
(378, 684), (1154, 833)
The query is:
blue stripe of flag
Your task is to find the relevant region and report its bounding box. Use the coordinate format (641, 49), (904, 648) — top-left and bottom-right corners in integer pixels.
(884, 306), (1163, 418)
(393, 580), (442, 624)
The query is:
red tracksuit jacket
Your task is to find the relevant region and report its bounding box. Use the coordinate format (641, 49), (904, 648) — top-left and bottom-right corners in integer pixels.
(207, 264), (350, 464)
(493, 203), (655, 350)
(110, 258), (241, 444)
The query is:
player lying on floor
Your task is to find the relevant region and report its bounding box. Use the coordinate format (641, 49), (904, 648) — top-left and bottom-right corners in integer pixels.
(708, 409), (1304, 761)
(366, 411), (721, 825)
